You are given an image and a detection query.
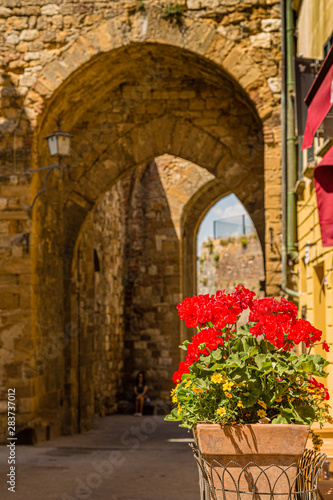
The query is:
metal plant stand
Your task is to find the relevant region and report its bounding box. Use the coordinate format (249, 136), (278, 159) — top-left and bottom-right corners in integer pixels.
(190, 444), (326, 500)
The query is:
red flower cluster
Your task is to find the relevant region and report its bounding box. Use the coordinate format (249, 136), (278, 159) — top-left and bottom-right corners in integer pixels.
(173, 287), (327, 383)
(172, 360), (191, 384)
(287, 319), (322, 347)
(176, 286), (255, 330)
(249, 297), (322, 350)
(249, 297), (298, 322)
(172, 327), (224, 383)
(188, 328), (224, 361)
(323, 341), (330, 352)
(308, 378), (330, 400)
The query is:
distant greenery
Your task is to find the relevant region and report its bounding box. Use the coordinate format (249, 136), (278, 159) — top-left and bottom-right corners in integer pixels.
(204, 240), (213, 254)
(240, 236), (249, 248)
(162, 3), (186, 21)
(213, 252), (219, 262)
(136, 0), (145, 11)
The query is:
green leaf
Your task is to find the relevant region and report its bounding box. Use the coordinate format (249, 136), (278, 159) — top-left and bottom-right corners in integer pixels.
(208, 363), (224, 371)
(195, 378), (209, 389)
(179, 340), (191, 350)
(242, 388), (261, 406)
(294, 405), (316, 425)
(272, 408), (294, 424)
(225, 353), (245, 368)
(271, 414), (290, 424)
(249, 346), (259, 357)
(164, 408), (182, 421)
(200, 355), (212, 363)
(295, 354), (330, 377)
(229, 367), (249, 382)
(254, 354), (272, 371)
(276, 360), (294, 376)
(211, 349), (223, 361)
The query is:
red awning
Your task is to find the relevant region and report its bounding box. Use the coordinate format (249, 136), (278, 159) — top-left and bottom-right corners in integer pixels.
(302, 45), (333, 150)
(314, 146), (333, 247)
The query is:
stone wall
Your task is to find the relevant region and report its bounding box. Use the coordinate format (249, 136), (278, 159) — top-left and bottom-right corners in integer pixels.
(64, 156), (216, 419)
(122, 161), (181, 400)
(198, 233), (265, 296)
(0, 1), (283, 441)
(92, 185), (127, 415)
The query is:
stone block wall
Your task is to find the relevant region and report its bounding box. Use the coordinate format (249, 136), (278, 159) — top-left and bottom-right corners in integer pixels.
(72, 155), (215, 417)
(0, 0), (283, 441)
(91, 184), (127, 416)
(198, 233), (265, 296)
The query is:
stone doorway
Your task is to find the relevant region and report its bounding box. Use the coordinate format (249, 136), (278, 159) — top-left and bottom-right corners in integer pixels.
(0, 7), (283, 442)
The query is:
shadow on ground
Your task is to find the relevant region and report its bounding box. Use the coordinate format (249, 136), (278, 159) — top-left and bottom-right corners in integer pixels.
(0, 415), (199, 500)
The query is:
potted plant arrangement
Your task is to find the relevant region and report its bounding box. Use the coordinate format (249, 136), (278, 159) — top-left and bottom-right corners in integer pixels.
(166, 286), (332, 498)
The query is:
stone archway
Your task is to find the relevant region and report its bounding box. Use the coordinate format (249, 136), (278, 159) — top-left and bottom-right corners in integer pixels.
(0, 6), (282, 442)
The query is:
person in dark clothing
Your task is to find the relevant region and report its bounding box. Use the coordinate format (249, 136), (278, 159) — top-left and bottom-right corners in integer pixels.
(134, 371), (148, 416)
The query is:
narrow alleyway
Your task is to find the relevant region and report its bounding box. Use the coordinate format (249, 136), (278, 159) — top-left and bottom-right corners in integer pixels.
(0, 416), (199, 500)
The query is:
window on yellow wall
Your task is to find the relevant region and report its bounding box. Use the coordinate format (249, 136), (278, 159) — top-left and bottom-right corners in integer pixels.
(300, 259), (307, 294)
(313, 264), (328, 389)
(313, 263), (326, 350)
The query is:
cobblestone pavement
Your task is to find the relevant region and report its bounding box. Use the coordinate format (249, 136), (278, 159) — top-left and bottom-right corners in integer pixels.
(0, 415), (199, 500)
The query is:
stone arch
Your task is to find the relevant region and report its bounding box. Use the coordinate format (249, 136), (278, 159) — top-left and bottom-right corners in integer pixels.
(181, 175), (265, 338)
(17, 7), (282, 441)
(26, 8), (276, 129)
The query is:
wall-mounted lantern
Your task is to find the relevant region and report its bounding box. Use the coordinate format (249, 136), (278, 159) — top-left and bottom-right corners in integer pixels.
(45, 129), (74, 157)
(29, 125), (74, 211)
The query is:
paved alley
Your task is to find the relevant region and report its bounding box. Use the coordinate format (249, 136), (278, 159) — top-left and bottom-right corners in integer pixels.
(0, 415), (199, 500)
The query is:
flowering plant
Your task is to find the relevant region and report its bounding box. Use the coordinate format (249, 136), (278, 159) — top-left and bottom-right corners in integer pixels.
(166, 286), (332, 449)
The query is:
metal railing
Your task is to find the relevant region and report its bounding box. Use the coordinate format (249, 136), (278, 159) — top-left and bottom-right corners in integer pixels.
(213, 215), (255, 240)
(191, 444), (326, 500)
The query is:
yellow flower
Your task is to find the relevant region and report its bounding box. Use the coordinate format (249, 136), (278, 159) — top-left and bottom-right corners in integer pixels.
(171, 387), (178, 404)
(237, 401), (244, 408)
(287, 396), (294, 402)
(257, 409), (267, 419)
(192, 385), (204, 393)
(217, 408), (226, 416)
(177, 404), (182, 414)
(327, 415), (333, 424)
(258, 400), (267, 409)
(211, 373), (224, 384)
(222, 381), (234, 392)
(225, 392), (233, 399)
(275, 395), (283, 403)
(185, 381), (191, 389)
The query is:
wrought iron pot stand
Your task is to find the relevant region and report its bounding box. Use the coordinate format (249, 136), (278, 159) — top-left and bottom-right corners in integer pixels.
(191, 444), (326, 500)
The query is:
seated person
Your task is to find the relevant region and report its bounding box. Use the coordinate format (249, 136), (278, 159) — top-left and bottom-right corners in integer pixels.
(134, 371), (148, 416)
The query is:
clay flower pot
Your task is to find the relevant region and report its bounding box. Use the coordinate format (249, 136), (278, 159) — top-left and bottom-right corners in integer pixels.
(194, 423), (309, 500)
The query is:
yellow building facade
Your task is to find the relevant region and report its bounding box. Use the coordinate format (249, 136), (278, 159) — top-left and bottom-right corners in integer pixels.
(295, 0), (333, 446)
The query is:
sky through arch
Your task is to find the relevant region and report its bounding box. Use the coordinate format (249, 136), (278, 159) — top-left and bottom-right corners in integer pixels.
(197, 194), (253, 256)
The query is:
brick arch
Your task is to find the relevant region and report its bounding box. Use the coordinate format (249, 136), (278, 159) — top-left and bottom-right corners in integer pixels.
(181, 175), (265, 323)
(25, 7), (282, 441)
(28, 8), (276, 131)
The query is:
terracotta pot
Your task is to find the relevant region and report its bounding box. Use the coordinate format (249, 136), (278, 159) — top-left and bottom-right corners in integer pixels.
(194, 423), (309, 500)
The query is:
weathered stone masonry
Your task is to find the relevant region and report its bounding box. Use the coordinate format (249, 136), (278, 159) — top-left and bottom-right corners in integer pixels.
(0, 0), (283, 442)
